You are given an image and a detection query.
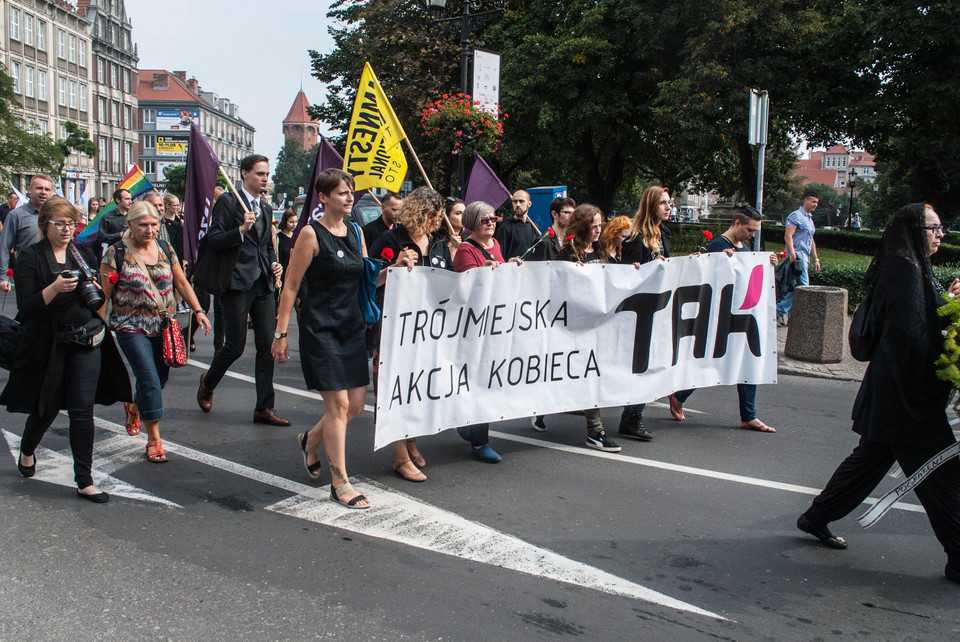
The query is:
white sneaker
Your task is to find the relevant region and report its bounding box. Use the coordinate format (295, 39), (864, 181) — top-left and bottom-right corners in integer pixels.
(777, 312), (788, 326)
(531, 415), (547, 432)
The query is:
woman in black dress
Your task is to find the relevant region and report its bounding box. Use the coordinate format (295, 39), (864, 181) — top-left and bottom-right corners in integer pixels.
(272, 169), (398, 508)
(797, 203), (960, 582)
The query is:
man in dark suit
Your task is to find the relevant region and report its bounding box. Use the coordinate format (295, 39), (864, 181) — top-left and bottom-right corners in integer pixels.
(196, 154), (289, 426)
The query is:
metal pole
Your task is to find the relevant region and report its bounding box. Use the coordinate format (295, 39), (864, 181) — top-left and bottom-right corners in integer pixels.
(457, 0), (471, 197)
(753, 142), (765, 251)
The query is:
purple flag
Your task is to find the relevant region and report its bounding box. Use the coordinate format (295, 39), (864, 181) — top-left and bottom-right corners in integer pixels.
(463, 153), (511, 211)
(183, 123), (221, 264)
(292, 137), (369, 245)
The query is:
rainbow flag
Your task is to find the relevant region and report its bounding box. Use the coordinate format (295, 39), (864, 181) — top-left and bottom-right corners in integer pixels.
(76, 165), (154, 246)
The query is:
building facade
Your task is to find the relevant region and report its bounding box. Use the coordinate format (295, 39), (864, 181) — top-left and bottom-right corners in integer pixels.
(2, 0), (96, 200)
(137, 69), (254, 187)
(78, 0), (139, 199)
(797, 145), (876, 192)
(282, 90), (319, 151)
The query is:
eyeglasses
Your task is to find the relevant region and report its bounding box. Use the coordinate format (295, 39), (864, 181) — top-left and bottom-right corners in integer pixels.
(49, 220), (78, 231)
(921, 225), (945, 234)
(479, 217), (497, 225)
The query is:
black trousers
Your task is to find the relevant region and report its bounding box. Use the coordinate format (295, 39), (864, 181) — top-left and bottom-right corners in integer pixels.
(203, 276), (276, 410)
(20, 343), (101, 489)
(188, 287), (224, 352)
(805, 436), (960, 564)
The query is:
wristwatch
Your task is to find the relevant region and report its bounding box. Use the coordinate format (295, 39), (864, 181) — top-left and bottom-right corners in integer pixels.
(274, 331), (287, 339)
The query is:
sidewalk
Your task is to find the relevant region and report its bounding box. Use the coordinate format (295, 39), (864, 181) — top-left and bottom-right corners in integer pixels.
(776, 316), (867, 382)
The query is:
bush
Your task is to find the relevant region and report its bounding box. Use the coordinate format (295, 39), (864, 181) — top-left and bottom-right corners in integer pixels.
(811, 263), (960, 312)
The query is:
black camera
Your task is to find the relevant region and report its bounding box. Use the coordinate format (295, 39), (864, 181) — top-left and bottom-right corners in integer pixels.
(61, 267), (105, 311)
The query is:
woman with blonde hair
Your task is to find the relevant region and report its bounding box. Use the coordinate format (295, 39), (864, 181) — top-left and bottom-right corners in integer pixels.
(617, 186), (672, 442)
(100, 201), (211, 462)
(369, 187), (453, 481)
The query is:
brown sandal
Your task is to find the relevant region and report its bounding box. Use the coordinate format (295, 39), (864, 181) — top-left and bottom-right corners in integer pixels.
(668, 394), (685, 421)
(741, 420), (776, 433)
(393, 459), (426, 482)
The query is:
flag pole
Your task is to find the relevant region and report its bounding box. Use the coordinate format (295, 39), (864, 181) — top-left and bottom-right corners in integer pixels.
(403, 138), (454, 235)
(219, 167), (250, 213)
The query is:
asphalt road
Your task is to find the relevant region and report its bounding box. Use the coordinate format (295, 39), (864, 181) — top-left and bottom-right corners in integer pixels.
(1, 326), (958, 640)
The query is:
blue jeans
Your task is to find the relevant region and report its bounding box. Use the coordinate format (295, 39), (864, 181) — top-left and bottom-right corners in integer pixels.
(776, 259), (809, 317)
(622, 403), (646, 420)
(115, 331), (169, 421)
(674, 384), (757, 422)
(457, 424), (490, 447)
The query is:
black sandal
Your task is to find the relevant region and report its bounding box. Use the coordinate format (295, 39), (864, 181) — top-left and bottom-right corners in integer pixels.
(330, 482), (370, 509)
(298, 432), (322, 480)
(797, 514), (847, 549)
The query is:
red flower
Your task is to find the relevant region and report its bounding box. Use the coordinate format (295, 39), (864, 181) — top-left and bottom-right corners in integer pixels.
(564, 234), (576, 248)
(380, 247), (395, 262)
(4, 269), (12, 277)
(702, 230), (714, 240)
(107, 272), (120, 284)
(546, 228), (556, 238)
(778, 249), (787, 258)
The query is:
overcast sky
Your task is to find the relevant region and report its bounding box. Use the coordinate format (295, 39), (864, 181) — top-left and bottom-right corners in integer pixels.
(126, 0), (337, 164)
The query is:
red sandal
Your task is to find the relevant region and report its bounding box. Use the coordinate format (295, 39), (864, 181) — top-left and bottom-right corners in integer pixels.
(123, 402), (141, 436)
(668, 394), (685, 422)
(145, 441), (168, 463)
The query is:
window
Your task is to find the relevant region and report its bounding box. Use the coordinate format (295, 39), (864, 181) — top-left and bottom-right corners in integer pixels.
(10, 63), (21, 94)
(39, 120), (47, 136)
(111, 101), (119, 125)
(99, 137), (107, 171)
(69, 81), (77, 109)
(68, 34), (77, 63)
(36, 21), (46, 51)
(124, 104), (131, 128)
(25, 67), (34, 98)
(97, 59), (104, 83)
(57, 29), (66, 59)
(24, 13), (33, 46)
(123, 69), (130, 93)
(10, 7), (21, 41)
(125, 142), (132, 169)
(79, 84), (87, 112)
(143, 135), (155, 148)
(110, 64), (117, 88)
(60, 124), (67, 140)
(112, 139), (120, 172)
(38, 71), (47, 101)
(58, 76), (66, 106)
(143, 160), (155, 174)
(98, 97), (107, 124)
(109, 24), (115, 44)
(142, 108), (155, 123)
(79, 40), (86, 67)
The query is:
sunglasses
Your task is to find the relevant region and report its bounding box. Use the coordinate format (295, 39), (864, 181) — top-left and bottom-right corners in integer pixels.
(479, 216), (497, 225)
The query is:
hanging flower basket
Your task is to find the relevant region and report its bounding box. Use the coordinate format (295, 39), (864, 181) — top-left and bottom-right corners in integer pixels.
(420, 93), (506, 158)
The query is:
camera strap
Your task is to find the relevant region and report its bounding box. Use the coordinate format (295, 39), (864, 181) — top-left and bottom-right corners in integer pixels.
(41, 240), (76, 276)
(67, 243), (94, 275)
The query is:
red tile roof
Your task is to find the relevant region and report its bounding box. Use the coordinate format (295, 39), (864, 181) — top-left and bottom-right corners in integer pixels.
(137, 70), (202, 103)
(283, 91), (317, 124)
(825, 144), (849, 155)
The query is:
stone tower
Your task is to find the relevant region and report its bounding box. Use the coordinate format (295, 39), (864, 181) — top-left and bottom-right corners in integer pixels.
(282, 90), (320, 151)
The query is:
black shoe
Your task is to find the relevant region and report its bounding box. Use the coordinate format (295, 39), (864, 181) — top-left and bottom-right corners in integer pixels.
(531, 416), (547, 432)
(618, 414), (654, 441)
(17, 452), (36, 478)
(585, 430), (621, 452)
(76, 489), (109, 503)
(797, 514), (847, 549)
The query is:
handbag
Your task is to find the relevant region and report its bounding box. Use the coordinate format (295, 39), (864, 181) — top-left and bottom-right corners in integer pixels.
(348, 221), (382, 325)
(0, 315), (20, 370)
(848, 286), (879, 362)
(123, 239), (188, 367)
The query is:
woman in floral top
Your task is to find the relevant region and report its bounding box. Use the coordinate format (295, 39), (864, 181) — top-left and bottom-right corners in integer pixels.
(99, 201), (210, 462)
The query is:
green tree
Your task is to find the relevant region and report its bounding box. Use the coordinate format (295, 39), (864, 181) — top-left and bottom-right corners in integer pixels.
(271, 138), (314, 206)
(56, 121), (98, 179)
(0, 64), (64, 180)
(162, 164), (230, 200)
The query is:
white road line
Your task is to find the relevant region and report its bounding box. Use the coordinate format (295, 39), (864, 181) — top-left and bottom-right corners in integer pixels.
(88, 414), (724, 619)
(3, 429), (179, 507)
(187, 358), (924, 515)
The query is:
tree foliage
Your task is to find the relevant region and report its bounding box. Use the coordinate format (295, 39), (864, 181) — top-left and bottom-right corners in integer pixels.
(0, 65), (65, 181)
(56, 121), (98, 177)
(163, 164), (230, 200)
(271, 138), (319, 206)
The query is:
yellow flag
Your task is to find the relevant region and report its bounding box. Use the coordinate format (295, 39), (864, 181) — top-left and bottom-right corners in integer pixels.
(343, 63), (408, 191)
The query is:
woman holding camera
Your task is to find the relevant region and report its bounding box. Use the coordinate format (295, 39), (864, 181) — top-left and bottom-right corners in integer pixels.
(1, 198), (131, 502)
(99, 201), (210, 463)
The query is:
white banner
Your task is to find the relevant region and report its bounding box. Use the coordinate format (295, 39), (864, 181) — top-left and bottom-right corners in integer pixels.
(374, 254), (777, 450)
(472, 48), (501, 117)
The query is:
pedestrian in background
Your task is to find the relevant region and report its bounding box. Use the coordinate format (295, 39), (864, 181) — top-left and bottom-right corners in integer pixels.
(777, 191), (820, 325)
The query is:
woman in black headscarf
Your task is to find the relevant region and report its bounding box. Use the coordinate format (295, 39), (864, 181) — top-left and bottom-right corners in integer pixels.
(796, 203), (960, 582)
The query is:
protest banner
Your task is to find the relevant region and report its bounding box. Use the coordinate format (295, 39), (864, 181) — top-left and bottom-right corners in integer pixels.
(343, 63), (408, 191)
(374, 253), (777, 450)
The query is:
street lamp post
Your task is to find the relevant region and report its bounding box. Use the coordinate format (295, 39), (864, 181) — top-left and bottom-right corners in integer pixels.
(425, 0), (504, 195)
(848, 168), (857, 226)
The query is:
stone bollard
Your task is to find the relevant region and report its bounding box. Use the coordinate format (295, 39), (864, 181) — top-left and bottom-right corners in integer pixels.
(784, 286), (848, 363)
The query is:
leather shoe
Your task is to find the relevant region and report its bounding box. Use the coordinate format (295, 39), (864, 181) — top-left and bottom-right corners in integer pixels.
(253, 408), (291, 426)
(197, 374), (213, 412)
(797, 514), (847, 549)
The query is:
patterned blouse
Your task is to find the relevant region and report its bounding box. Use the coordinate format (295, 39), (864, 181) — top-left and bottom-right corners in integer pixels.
(103, 241), (178, 337)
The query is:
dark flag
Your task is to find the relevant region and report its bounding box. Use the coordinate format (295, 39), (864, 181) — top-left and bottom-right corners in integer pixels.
(183, 123), (221, 264)
(292, 136), (365, 245)
(463, 153), (511, 211)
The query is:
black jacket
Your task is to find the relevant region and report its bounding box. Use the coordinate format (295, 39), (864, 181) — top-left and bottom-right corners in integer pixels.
(621, 223), (671, 264)
(0, 240), (131, 415)
(203, 192), (277, 291)
(98, 209), (128, 248)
